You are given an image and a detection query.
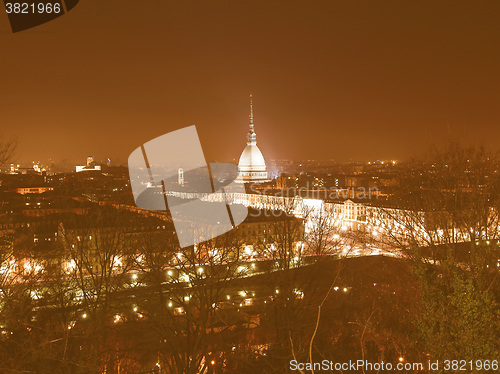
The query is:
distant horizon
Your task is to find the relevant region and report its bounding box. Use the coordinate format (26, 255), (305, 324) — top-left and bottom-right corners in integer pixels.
(7, 135), (496, 169)
(7, 154), (408, 169)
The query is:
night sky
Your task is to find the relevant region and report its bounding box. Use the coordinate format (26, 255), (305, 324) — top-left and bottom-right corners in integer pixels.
(1, 1), (499, 165)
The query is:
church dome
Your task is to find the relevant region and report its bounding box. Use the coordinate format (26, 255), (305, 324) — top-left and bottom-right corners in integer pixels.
(237, 94), (269, 182)
(238, 144), (267, 171)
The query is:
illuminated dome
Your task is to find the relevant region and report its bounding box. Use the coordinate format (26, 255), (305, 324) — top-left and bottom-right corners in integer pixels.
(237, 95), (269, 182)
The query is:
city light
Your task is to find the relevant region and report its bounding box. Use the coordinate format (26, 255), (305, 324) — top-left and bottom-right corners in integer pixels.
(1, 9), (498, 370)
(237, 265), (247, 273)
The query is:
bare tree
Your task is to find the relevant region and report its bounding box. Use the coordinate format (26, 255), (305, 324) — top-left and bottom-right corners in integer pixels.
(58, 207), (138, 373)
(375, 142), (500, 362)
(244, 199), (358, 373)
(0, 136), (16, 168)
(133, 219), (246, 374)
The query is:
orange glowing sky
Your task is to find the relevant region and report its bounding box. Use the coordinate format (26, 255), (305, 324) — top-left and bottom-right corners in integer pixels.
(1, 0), (500, 165)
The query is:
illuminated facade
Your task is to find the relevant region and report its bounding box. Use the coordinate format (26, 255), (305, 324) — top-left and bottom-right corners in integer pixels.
(17, 187), (54, 195)
(237, 95), (269, 183)
(76, 156), (102, 172)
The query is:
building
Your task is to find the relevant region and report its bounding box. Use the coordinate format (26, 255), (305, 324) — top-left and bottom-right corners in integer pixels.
(76, 156), (102, 172)
(237, 94), (269, 183)
(17, 187), (54, 195)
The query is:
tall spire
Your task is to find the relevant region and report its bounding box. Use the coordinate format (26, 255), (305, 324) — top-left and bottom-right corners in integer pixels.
(247, 93), (257, 145)
(249, 93), (254, 126)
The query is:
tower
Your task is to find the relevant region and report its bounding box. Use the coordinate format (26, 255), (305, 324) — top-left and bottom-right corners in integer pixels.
(237, 94), (269, 183)
(178, 167), (184, 186)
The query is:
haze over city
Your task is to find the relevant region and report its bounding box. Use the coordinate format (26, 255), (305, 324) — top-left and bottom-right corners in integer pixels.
(1, 1), (500, 373)
(2, 0), (500, 165)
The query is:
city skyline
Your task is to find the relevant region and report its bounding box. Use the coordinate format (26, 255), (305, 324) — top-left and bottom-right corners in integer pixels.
(2, 1), (500, 165)
(1, 2), (499, 372)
